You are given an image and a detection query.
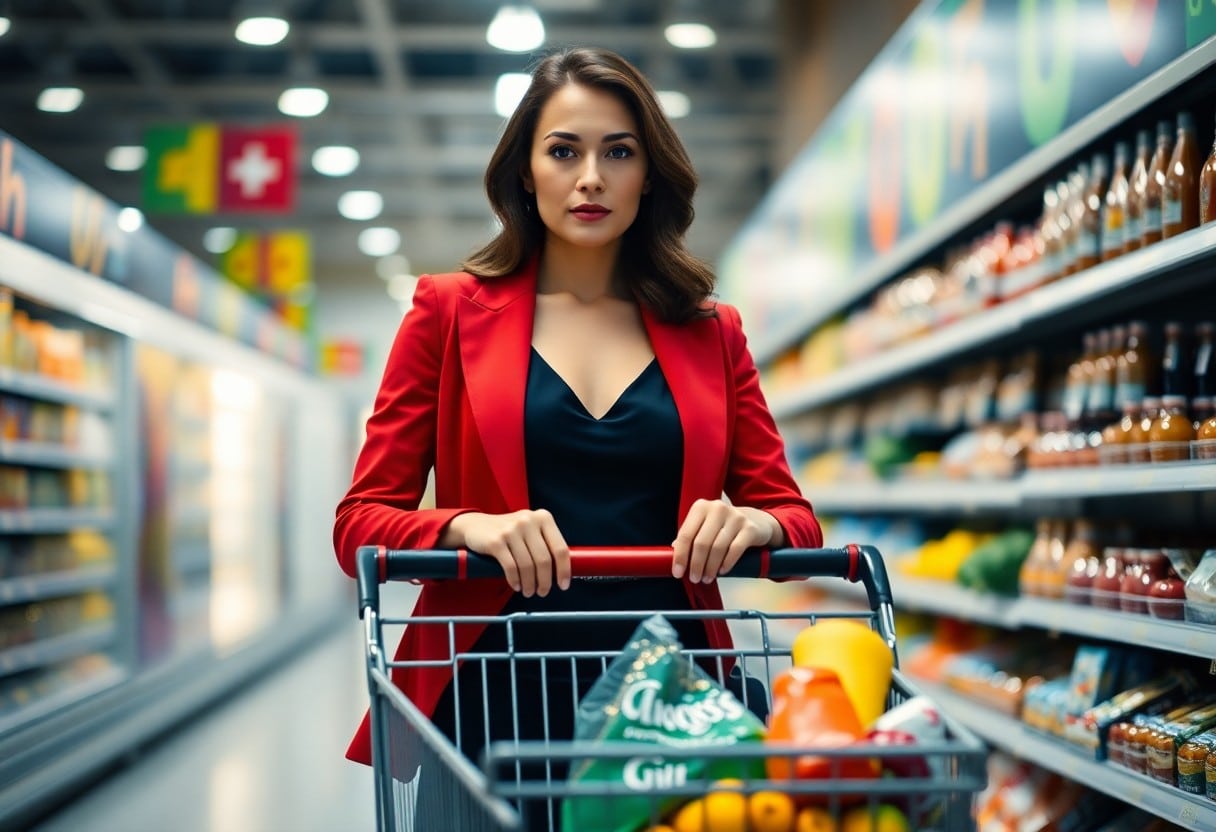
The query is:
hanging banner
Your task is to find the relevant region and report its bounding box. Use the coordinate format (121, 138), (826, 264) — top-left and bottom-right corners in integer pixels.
(143, 124), (297, 215)
(318, 338), (365, 377)
(219, 230), (313, 332)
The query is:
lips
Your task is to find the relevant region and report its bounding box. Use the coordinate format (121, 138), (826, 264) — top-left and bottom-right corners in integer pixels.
(571, 203), (610, 218)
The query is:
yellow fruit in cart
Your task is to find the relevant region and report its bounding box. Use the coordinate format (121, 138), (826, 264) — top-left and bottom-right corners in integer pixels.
(840, 805), (909, 832)
(671, 798), (707, 832)
(671, 780), (750, 832)
(790, 620), (894, 727)
(643, 826), (676, 832)
(795, 807), (839, 832)
(747, 790), (795, 832)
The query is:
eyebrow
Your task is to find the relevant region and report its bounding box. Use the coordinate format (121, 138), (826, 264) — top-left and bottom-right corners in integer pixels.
(544, 131), (640, 143)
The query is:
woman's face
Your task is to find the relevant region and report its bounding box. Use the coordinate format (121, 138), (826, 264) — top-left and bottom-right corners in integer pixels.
(523, 82), (649, 256)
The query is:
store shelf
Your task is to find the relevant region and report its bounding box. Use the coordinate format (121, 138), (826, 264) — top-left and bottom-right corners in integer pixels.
(0, 663), (126, 737)
(0, 368), (114, 413)
(768, 223), (1216, 420)
(0, 439), (113, 470)
(1021, 462), (1216, 500)
(921, 682), (1216, 831)
(0, 625), (116, 677)
(806, 479), (1021, 515)
(0, 566), (117, 606)
(844, 574), (1216, 660)
(0, 508), (115, 534)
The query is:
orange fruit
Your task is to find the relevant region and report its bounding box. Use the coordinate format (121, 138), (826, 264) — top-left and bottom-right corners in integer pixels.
(840, 805), (909, 832)
(748, 790), (796, 832)
(643, 826), (677, 832)
(671, 799), (707, 832)
(796, 807), (839, 832)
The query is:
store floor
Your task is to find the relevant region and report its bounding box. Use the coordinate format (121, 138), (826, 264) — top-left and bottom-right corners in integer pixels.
(28, 594), (418, 832)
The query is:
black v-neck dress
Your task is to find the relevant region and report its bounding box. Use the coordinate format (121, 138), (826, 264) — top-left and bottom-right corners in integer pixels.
(424, 348), (711, 827)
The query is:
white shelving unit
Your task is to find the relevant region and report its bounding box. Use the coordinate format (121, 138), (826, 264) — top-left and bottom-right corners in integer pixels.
(0, 440), (114, 471)
(0, 566), (117, 606)
(921, 682), (1216, 831)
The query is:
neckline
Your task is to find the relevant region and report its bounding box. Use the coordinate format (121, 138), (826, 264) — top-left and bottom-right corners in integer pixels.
(530, 347), (657, 422)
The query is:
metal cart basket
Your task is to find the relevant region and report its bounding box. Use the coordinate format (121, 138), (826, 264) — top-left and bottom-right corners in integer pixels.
(355, 545), (988, 832)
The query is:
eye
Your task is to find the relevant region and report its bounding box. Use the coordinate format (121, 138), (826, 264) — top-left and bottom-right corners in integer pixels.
(606, 145), (634, 160)
(547, 144), (576, 160)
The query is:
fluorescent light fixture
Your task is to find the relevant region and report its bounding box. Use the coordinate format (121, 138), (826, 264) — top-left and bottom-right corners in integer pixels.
(338, 190), (383, 221)
(376, 254), (411, 280)
(117, 207), (144, 233)
(311, 145), (359, 176)
(106, 145), (147, 172)
(657, 90), (691, 119)
(235, 16), (289, 46)
(486, 5), (545, 52)
(278, 86), (328, 117)
(357, 227), (401, 257)
(203, 227), (238, 254)
(665, 22), (717, 49)
(495, 72), (532, 118)
(0, 17), (11, 38)
(37, 86), (83, 113)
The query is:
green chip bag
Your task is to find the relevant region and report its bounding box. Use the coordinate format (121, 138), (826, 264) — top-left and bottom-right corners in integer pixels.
(561, 615), (766, 832)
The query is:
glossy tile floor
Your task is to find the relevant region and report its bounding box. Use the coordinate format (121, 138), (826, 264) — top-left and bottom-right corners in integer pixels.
(32, 612), (392, 832)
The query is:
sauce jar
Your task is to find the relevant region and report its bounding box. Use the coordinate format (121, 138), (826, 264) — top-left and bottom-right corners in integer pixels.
(1124, 550), (1170, 615)
(1091, 546), (1125, 610)
(1178, 731), (1216, 794)
(1107, 721), (1133, 766)
(1119, 549), (1147, 614)
(1064, 520), (1101, 604)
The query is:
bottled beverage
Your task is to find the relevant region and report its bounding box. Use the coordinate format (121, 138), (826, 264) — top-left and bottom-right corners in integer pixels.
(1088, 327), (1119, 429)
(1143, 120), (1173, 246)
(1193, 322), (1213, 433)
(1150, 323), (1194, 462)
(1201, 113), (1216, 225)
(1039, 185), (1064, 284)
(1116, 321), (1154, 410)
(1103, 142), (1130, 262)
(1063, 164), (1089, 275)
(1125, 131), (1151, 254)
(1077, 155), (1108, 271)
(1163, 112), (1200, 238)
(1065, 333), (1097, 428)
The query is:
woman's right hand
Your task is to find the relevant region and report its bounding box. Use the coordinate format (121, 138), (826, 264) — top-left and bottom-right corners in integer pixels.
(442, 510), (571, 596)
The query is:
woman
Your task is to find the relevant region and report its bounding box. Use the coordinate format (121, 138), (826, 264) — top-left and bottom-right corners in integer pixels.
(334, 46), (820, 824)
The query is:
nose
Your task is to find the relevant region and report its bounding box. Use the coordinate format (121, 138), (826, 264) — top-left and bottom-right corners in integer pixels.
(576, 158), (604, 193)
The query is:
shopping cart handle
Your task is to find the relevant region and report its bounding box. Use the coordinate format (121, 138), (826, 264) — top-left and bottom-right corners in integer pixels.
(356, 545), (893, 616)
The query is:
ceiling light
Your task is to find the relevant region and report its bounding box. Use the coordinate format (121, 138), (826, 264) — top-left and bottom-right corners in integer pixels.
(203, 227), (238, 254)
(37, 86), (83, 113)
(235, 16), (289, 46)
(278, 86), (328, 117)
(376, 254), (411, 280)
(0, 18), (11, 38)
(312, 145), (359, 177)
(117, 207), (144, 233)
(338, 190), (383, 221)
(106, 145), (147, 172)
(665, 22), (717, 49)
(486, 6), (545, 52)
(657, 90), (691, 119)
(495, 73), (532, 118)
(357, 227), (401, 257)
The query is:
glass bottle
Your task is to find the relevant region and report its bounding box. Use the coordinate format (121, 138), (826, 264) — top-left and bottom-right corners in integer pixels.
(1062, 164), (1089, 277)
(1045, 520), (1071, 599)
(1077, 155), (1108, 271)
(1039, 185), (1063, 285)
(1129, 396), (1159, 464)
(1202, 112), (1216, 225)
(1150, 323), (1194, 462)
(1064, 333), (1096, 432)
(1116, 321), (1154, 411)
(1064, 519), (1101, 604)
(1192, 322), (1213, 434)
(1163, 111), (1200, 238)
(1092, 545), (1126, 609)
(1143, 119), (1173, 246)
(1126, 130), (1151, 254)
(1103, 142), (1130, 262)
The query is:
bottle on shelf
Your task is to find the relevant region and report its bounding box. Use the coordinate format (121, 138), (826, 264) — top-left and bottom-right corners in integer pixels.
(1039, 185), (1064, 285)
(1102, 142), (1130, 262)
(1149, 322), (1194, 462)
(1125, 130), (1151, 254)
(1143, 119), (1173, 246)
(1202, 112), (1216, 226)
(1163, 111), (1200, 238)
(1064, 519), (1101, 604)
(1077, 155), (1108, 271)
(1192, 322), (1213, 434)
(1052, 180), (1074, 279)
(1062, 164), (1089, 277)
(1116, 321), (1154, 411)
(1083, 328), (1119, 464)
(1129, 396), (1159, 464)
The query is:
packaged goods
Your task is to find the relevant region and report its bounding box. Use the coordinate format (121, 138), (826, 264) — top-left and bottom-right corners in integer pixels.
(562, 616), (765, 832)
(1067, 671), (1198, 759)
(790, 619), (894, 727)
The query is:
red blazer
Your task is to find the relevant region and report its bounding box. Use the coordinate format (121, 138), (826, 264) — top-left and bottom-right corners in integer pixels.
(334, 259), (821, 764)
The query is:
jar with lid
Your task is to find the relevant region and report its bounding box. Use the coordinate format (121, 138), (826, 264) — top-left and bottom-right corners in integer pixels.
(1198, 410), (1216, 460)
(1092, 545), (1126, 609)
(1064, 520), (1101, 604)
(1107, 720), (1133, 766)
(1118, 549), (1146, 614)
(1122, 549), (1170, 614)
(1178, 731), (1216, 794)
(1147, 702), (1216, 785)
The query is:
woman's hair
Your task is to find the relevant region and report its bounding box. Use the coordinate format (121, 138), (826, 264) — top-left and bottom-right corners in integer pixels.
(461, 47), (716, 323)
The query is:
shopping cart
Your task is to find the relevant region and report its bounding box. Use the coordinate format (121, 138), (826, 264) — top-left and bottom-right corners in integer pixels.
(355, 545), (988, 832)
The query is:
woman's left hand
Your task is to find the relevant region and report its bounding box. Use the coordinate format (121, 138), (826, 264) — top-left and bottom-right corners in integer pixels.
(671, 499), (786, 583)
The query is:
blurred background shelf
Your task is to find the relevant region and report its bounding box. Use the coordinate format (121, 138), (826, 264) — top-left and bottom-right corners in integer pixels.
(0, 625), (116, 677)
(805, 479), (1022, 515)
(0, 509), (115, 534)
(0, 369), (114, 413)
(0, 440), (114, 471)
(0, 567), (117, 606)
(0, 664), (126, 738)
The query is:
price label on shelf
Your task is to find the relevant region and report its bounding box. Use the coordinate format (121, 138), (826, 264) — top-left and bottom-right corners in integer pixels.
(1178, 804), (1200, 825)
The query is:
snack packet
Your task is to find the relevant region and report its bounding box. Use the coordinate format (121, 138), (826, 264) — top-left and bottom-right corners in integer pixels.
(561, 615), (766, 832)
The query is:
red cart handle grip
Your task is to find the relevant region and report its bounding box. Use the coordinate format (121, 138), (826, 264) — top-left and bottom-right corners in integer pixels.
(355, 545), (891, 617)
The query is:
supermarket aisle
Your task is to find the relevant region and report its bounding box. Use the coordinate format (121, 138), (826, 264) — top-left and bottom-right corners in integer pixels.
(30, 602), (398, 832)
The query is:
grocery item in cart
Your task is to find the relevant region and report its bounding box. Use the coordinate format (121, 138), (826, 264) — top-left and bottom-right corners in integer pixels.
(562, 615), (765, 832)
(790, 619), (894, 726)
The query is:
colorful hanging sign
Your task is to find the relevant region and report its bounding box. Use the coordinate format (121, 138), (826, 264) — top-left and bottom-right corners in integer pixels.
(219, 230), (313, 332)
(142, 124), (298, 214)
